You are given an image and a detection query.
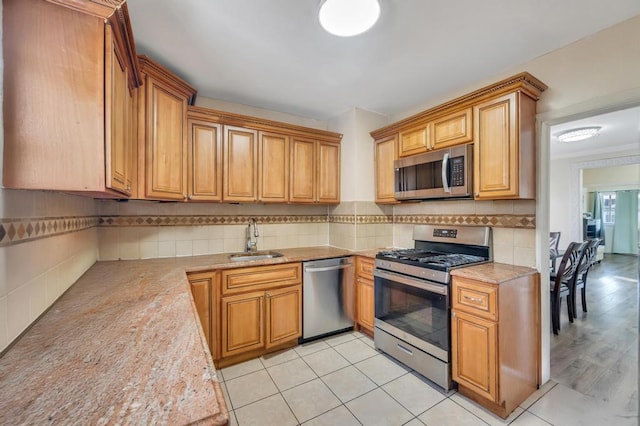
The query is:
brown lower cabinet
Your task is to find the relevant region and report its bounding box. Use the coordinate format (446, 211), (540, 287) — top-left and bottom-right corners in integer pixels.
(188, 263), (302, 368)
(355, 257), (375, 335)
(451, 267), (540, 419)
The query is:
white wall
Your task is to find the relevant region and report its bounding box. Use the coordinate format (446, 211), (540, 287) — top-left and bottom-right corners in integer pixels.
(327, 107), (388, 201)
(391, 15), (640, 123)
(583, 164), (640, 192)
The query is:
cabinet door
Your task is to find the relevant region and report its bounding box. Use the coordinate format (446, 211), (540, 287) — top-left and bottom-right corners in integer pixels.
(221, 291), (265, 357)
(356, 277), (375, 332)
(224, 126), (258, 202)
(399, 124), (430, 157)
(317, 142), (340, 204)
(473, 93), (518, 199)
(432, 108), (473, 150)
(144, 76), (188, 200)
(187, 119), (222, 201)
(290, 137), (316, 203)
(266, 285), (302, 349)
(105, 24), (132, 196)
(258, 131), (289, 203)
(375, 135), (397, 203)
(451, 310), (498, 402)
(189, 273), (212, 351)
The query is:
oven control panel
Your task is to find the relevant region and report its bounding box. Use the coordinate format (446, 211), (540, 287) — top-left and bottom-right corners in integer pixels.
(433, 228), (457, 239)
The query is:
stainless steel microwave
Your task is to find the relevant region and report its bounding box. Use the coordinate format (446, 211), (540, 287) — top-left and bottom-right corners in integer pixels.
(394, 144), (473, 200)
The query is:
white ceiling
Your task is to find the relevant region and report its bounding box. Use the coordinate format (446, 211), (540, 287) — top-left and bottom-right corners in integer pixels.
(550, 106), (640, 160)
(127, 1), (640, 121)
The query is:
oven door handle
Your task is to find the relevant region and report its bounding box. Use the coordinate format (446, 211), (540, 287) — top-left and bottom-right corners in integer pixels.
(374, 269), (448, 295)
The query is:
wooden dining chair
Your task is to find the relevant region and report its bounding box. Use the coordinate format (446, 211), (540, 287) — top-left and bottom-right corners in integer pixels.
(550, 241), (587, 335)
(572, 238), (602, 315)
(549, 232), (561, 272)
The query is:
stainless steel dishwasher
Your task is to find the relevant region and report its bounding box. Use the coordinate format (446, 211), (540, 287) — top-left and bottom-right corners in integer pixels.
(302, 257), (355, 341)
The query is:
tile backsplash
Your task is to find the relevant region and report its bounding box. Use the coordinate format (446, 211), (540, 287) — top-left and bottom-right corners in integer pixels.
(0, 193), (538, 353)
(0, 189), (98, 353)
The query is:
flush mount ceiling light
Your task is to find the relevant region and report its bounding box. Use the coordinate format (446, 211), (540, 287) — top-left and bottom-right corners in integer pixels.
(556, 126), (602, 142)
(319, 0), (381, 37)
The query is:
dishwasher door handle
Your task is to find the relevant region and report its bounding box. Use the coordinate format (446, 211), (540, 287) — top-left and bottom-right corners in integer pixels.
(304, 264), (352, 273)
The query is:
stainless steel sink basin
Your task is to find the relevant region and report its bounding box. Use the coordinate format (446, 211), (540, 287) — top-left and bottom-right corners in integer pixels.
(228, 251), (284, 262)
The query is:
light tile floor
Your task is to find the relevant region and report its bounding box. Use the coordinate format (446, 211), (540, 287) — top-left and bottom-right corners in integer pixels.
(218, 330), (638, 425)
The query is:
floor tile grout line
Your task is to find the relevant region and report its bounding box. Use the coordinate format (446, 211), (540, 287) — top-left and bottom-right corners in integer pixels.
(446, 396), (492, 425)
(521, 408), (554, 425)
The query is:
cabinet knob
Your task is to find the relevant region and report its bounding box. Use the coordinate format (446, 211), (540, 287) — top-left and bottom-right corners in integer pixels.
(452, 312), (456, 318)
(187, 194), (193, 200)
(265, 292), (271, 299)
(126, 185), (131, 191)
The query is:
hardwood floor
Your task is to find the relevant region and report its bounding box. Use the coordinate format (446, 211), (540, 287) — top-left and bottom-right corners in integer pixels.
(550, 253), (639, 416)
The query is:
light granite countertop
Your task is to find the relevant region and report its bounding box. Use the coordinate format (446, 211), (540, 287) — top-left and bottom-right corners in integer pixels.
(450, 262), (539, 284)
(0, 246), (353, 425)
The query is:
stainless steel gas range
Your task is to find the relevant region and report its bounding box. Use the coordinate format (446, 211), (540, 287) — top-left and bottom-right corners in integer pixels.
(373, 225), (492, 390)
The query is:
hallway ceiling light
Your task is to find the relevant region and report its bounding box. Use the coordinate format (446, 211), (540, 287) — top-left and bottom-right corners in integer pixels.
(319, 0), (381, 37)
(556, 126), (602, 142)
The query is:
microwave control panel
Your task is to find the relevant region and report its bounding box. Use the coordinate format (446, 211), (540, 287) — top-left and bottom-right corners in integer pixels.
(451, 156), (465, 187)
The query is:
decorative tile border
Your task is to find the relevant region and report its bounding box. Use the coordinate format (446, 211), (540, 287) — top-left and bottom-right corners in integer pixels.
(98, 215), (329, 227)
(393, 215), (536, 228)
(0, 216), (99, 247)
(329, 215), (393, 224)
(0, 212), (534, 247)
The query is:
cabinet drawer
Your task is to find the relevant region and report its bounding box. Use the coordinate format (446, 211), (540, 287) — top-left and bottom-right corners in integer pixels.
(221, 263), (302, 295)
(356, 257), (375, 280)
(452, 277), (498, 321)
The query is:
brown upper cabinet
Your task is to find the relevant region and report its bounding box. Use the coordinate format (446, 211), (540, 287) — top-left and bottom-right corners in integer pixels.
(187, 116), (223, 202)
(397, 108), (473, 157)
(473, 92), (537, 200)
(223, 126), (258, 202)
(259, 131), (290, 203)
(136, 55), (197, 201)
(290, 138), (341, 204)
(185, 107), (342, 205)
(3, 0), (142, 197)
(374, 135), (398, 204)
(371, 73), (547, 202)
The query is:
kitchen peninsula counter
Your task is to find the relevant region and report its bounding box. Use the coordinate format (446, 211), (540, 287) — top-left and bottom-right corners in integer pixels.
(0, 246), (351, 425)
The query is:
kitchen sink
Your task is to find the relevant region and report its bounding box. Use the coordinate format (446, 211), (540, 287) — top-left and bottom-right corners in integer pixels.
(228, 251), (284, 262)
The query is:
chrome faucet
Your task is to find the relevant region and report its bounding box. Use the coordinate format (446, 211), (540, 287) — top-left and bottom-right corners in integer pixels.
(245, 218), (259, 253)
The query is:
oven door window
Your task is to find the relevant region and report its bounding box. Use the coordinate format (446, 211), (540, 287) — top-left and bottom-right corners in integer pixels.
(374, 275), (449, 353)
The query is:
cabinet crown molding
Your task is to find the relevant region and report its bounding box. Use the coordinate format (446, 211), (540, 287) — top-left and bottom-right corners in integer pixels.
(187, 105), (342, 144)
(139, 55), (198, 105)
(46, 0), (124, 19)
(370, 72), (547, 140)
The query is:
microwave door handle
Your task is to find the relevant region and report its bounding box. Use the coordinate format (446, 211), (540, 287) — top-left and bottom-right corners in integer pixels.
(442, 153), (451, 192)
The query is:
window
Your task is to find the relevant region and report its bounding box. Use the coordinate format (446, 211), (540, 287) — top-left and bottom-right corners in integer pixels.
(602, 192), (616, 224)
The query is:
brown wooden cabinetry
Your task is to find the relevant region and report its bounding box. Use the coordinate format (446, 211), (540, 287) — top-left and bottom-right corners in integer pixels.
(3, 0), (141, 197)
(187, 271), (220, 360)
(451, 266), (540, 419)
(137, 55), (197, 201)
(432, 108), (473, 150)
(223, 126), (258, 202)
(290, 138), (340, 204)
(105, 24), (134, 196)
(187, 117), (223, 201)
(290, 137), (317, 203)
(317, 142), (341, 203)
(473, 92), (536, 200)
(374, 135), (398, 204)
(258, 131), (289, 203)
(371, 73), (546, 202)
(219, 263), (302, 365)
(355, 257), (375, 335)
